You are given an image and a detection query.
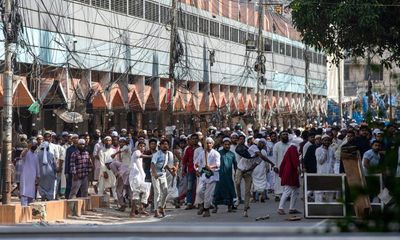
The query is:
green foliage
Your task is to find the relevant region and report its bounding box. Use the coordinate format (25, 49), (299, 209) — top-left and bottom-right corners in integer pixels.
(291, 0), (400, 68)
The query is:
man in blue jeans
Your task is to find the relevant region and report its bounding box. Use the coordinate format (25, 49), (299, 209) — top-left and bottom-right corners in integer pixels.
(182, 134), (200, 210)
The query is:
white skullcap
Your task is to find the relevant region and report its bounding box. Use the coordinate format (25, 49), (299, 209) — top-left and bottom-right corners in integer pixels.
(78, 139), (85, 144)
(121, 128), (127, 132)
(37, 134), (43, 139)
(104, 136), (112, 140)
(221, 128), (226, 132)
(322, 134), (330, 139)
(247, 128), (253, 132)
(196, 131), (203, 136)
(71, 134), (79, 138)
(205, 137), (214, 144)
(225, 127), (231, 131)
(261, 127), (266, 131)
(254, 138), (260, 144)
(105, 158), (113, 164)
(61, 131), (69, 136)
(44, 131), (52, 136)
(111, 131), (119, 137)
(315, 135), (322, 138)
(19, 134), (28, 140)
(180, 135), (187, 139)
(222, 137), (231, 143)
(373, 129), (382, 135)
(230, 132), (239, 137)
(119, 137), (127, 142)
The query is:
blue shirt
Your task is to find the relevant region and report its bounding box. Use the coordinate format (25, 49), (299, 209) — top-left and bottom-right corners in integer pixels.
(362, 149), (380, 175)
(151, 150), (173, 176)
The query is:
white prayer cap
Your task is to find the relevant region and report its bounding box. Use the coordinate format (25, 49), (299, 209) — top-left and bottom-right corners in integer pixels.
(71, 134), (79, 139)
(259, 139), (268, 145)
(373, 129), (383, 135)
(119, 137), (127, 142)
(230, 132), (239, 137)
(78, 139), (86, 145)
(254, 138), (260, 144)
(111, 131), (119, 137)
(322, 134), (330, 139)
(315, 135), (322, 139)
(37, 134), (43, 139)
(51, 132), (57, 137)
(225, 127), (231, 131)
(261, 127), (266, 131)
(121, 128), (127, 132)
(30, 139), (38, 146)
(221, 128), (226, 132)
(43, 131), (52, 136)
(19, 134), (28, 140)
(105, 158), (113, 164)
(104, 136), (112, 141)
(180, 135), (187, 140)
(205, 137), (214, 144)
(247, 128), (253, 132)
(61, 131), (69, 136)
(222, 137), (231, 143)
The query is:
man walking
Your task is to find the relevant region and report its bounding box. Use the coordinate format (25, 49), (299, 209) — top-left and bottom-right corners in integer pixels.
(69, 139), (91, 199)
(19, 140), (40, 206)
(182, 134), (199, 210)
(151, 139), (175, 218)
(194, 137), (220, 217)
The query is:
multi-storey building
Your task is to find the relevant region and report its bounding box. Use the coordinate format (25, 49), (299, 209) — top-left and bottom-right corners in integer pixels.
(0, 0), (327, 134)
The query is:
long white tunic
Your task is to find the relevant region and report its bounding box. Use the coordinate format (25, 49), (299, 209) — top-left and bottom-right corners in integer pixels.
(252, 149), (268, 192)
(20, 151), (40, 199)
(129, 150), (150, 193)
(194, 148), (221, 183)
(272, 141), (291, 194)
(315, 146), (335, 174)
(98, 147), (117, 189)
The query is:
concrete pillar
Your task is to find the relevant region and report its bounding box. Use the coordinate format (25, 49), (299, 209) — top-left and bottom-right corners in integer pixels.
(135, 112), (143, 130)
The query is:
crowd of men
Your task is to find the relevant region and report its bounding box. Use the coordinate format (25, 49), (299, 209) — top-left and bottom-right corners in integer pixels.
(13, 122), (400, 218)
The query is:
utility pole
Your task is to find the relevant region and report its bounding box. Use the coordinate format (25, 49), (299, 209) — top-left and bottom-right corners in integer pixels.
(256, 0), (264, 127)
(166, 0), (177, 143)
(389, 71), (393, 122)
(2, 0), (18, 204)
(338, 62), (343, 127)
(304, 46), (310, 125)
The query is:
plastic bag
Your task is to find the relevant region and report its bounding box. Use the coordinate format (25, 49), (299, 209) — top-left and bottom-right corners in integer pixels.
(168, 176), (179, 199)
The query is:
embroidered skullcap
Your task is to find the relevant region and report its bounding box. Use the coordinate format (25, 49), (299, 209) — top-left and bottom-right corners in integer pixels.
(222, 137), (231, 143)
(104, 136), (112, 141)
(78, 139), (86, 145)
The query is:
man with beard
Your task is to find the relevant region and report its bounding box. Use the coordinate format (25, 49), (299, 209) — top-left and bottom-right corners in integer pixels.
(182, 134), (199, 210)
(303, 132), (317, 173)
(38, 141), (58, 200)
(336, 130), (356, 173)
(354, 125), (371, 157)
(272, 131), (292, 202)
(315, 135), (335, 202)
(213, 138), (237, 213)
(19, 140), (40, 206)
(69, 139), (91, 199)
(151, 139), (175, 218)
(265, 132), (278, 194)
(98, 136), (117, 197)
(64, 134), (79, 198)
(194, 137), (220, 217)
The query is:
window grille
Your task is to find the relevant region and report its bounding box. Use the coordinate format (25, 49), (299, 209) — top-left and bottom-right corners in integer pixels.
(178, 10), (187, 29)
(129, 0), (143, 17)
(92, 0), (110, 10)
(199, 17), (209, 35)
(145, 1), (159, 22)
(111, 0), (127, 14)
(160, 5), (171, 24)
(221, 24), (230, 41)
(239, 30), (246, 44)
(273, 40), (279, 53)
(210, 21), (219, 37)
(230, 27), (238, 43)
(187, 14), (198, 32)
(292, 46), (297, 58)
(279, 42), (285, 55)
(285, 44), (291, 57)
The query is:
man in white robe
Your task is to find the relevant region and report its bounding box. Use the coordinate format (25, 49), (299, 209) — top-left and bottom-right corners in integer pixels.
(19, 140), (40, 206)
(315, 135), (335, 202)
(98, 136), (117, 197)
(272, 131), (292, 201)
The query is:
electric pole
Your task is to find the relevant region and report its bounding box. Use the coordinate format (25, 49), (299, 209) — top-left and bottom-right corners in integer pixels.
(304, 46), (310, 125)
(256, 0), (264, 127)
(2, 0), (18, 204)
(168, 0), (177, 127)
(338, 62), (343, 127)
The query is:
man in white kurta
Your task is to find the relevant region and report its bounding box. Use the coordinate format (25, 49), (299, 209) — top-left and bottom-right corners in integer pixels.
(194, 137), (220, 217)
(19, 141), (40, 206)
(315, 135), (335, 202)
(98, 136), (117, 197)
(272, 131), (292, 200)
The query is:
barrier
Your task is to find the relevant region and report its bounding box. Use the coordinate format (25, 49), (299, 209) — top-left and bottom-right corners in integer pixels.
(304, 173), (383, 218)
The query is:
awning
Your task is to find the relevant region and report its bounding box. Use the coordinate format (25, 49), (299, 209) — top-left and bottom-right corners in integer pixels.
(0, 75), (35, 107)
(91, 82), (107, 109)
(39, 78), (68, 107)
(109, 83), (125, 109)
(128, 84), (144, 111)
(53, 109), (84, 123)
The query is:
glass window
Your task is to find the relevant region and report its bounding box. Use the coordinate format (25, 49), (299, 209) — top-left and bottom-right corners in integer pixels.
(145, 1), (159, 22)
(199, 17), (209, 35)
(129, 0), (143, 17)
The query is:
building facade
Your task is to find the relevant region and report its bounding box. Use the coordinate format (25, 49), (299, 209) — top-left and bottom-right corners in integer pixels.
(0, 0), (327, 134)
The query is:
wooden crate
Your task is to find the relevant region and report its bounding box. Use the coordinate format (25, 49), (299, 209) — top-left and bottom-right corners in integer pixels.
(30, 200), (67, 221)
(67, 199), (85, 217)
(0, 204), (22, 224)
(80, 197), (92, 211)
(90, 195), (110, 209)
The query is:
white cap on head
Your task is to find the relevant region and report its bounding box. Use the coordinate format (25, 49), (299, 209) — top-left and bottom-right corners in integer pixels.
(373, 129), (382, 135)
(261, 127), (266, 131)
(121, 128), (127, 132)
(225, 127), (231, 131)
(19, 134), (28, 140)
(62, 131), (69, 136)
(71, 134), (79, 139)
(105, 158), (113, 164)
(315, 135), (322, 138)
(205, 137), (214, 144)
(37, 134), (43, 139)
(247, 128), (253, 132)
(44, 131), (52, 136)
(180, 135), (187, 140)
(119, 137), (127, 142)
(254, 138), (260, 144)
(104, 136), (112, 141)
(322, 134), (330, 139)
(221, 128), (226, 132)
(111, 131), (119, 137)
(78, 139), (85, 145)
(222, 137), (231, 143)
(230, 132), (238, 137)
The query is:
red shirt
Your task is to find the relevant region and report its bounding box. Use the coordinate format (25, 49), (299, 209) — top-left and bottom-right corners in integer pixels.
(182, 146), (196, 174)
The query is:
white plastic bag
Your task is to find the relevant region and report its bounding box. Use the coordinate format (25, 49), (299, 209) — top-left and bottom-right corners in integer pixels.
(168, 176), (179, 200)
